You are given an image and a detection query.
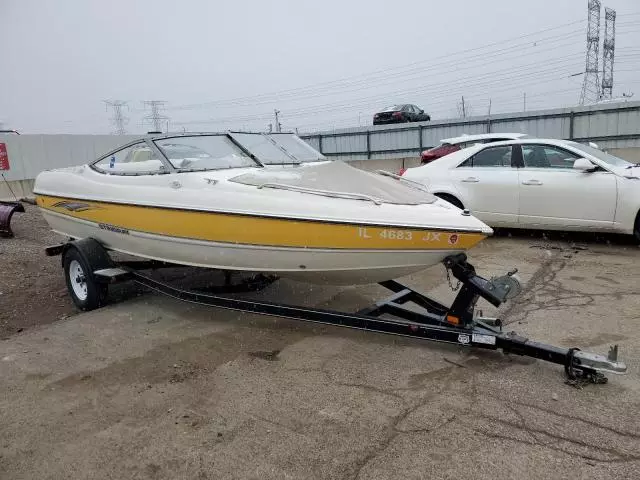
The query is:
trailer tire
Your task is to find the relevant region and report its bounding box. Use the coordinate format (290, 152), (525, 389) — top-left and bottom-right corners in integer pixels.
(634, 211), (640, 243)
(434, 193), (464, 210)
(62, 239), (112, 311)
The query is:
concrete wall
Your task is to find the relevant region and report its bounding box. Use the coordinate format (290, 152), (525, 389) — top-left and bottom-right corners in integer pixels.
(609, 148), (640, 162)
(2, 131), (639, 201)
(0, 134), (139, 181)
(0, 134), (139, 200)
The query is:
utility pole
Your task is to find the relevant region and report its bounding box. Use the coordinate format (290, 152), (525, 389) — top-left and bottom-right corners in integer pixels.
(104, 100), (129, 135)
(142, 100), (170, 132)
(523, 92), (527, 111)
(461, 96), (466, 118)
(601, 7), (616, 100)
(273, 109), (282, 132)
(487, 99), (492, 116)
(579, 0), (602, 105)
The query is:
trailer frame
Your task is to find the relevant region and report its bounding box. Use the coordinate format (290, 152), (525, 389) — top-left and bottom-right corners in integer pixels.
(46, 237), (627, 385)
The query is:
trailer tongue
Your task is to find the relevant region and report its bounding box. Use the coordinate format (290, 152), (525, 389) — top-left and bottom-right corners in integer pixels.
(49, 239), (627, 385)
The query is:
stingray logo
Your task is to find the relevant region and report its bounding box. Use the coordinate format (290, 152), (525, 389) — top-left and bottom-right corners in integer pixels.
(457, 334), (470, 345)
(51, 201), (99, 212)
(98, 223), (129, 235)
(448, 234), (459, 245)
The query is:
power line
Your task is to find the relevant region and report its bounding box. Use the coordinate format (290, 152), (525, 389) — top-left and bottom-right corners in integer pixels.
(168, 26), (633, 131)
(166, 20), (588, 111)
(177, 58), (640, 133)
(174, 55), (585, 126)
(164, 21), (640, 132)
(223, 34), (586, 109)
(103, 100), (129, 135)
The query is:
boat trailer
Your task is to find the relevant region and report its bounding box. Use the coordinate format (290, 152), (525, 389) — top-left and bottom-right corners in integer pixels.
(47, 238), (627, 386)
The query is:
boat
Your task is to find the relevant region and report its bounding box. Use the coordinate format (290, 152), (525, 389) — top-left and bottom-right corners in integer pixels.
(33, 131), (493, 285)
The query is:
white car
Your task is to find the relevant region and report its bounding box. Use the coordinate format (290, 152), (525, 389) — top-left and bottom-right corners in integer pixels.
(402, 138), (640, 240)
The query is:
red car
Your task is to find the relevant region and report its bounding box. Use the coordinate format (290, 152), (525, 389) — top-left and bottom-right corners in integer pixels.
(419, 133), (528, 164)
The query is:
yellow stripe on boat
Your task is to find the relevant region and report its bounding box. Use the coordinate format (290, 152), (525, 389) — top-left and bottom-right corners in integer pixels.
(36, 195), (487, 250)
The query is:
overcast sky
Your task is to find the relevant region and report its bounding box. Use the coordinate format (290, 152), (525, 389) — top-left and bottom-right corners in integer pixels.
(2, 0), (639, 134)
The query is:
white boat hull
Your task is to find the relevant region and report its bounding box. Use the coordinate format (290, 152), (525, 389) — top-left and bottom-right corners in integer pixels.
(42, 209), (465, 284)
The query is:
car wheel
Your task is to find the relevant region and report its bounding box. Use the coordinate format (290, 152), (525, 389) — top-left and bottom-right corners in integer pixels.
(434, 193), (464, 209)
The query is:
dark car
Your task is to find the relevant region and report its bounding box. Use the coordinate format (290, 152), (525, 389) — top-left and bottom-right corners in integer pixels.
(373, 104), (430, 125)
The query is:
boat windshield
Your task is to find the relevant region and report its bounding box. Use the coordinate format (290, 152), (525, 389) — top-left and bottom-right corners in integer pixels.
(228, 132), (327, 165)
(154, 135), (259, 171)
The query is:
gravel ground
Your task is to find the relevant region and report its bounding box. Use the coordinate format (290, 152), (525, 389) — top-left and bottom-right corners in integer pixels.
(1, 203), (640, 479)
(0, 204), (74, 338)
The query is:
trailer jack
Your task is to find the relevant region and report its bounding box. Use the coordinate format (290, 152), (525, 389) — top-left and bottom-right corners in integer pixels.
(49, 239), (627, 385)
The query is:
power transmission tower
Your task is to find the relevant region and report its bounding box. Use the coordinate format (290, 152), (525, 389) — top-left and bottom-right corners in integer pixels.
(273, 109), (282, 132)
(142, 100), (170, 132)
(104, 100), (129, 135)
(601, 7), (616, 100)
(579, 0), (601, 105)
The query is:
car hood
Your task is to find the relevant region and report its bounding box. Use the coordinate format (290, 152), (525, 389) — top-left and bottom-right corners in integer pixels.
(608, 164), (640, 178)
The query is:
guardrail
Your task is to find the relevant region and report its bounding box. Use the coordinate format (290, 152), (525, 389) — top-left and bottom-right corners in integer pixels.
(301, 101), (640, 160)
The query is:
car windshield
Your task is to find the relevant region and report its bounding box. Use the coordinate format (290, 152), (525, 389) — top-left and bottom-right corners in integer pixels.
(566, 141), (633, 167)
(381, 105), (402, 112)
(154, 135), (258, 171)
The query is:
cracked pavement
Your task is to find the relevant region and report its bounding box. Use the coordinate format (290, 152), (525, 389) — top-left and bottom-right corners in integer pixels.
(1, 235), (639, 479)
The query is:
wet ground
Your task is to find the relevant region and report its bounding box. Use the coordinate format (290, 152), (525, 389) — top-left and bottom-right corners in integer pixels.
(1, 206), (640, 479)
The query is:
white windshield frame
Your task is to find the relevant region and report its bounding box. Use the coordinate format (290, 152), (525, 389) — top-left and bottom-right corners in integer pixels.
(90, 131), (327, 175)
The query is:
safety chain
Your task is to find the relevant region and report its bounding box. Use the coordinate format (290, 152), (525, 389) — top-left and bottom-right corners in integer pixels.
(564, 348), (608, 388)
(445, 265), (461, 292)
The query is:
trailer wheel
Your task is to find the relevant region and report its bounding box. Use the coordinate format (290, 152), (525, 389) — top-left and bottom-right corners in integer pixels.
(634, 211), (640, 243)
(62, 240), (111, 311)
